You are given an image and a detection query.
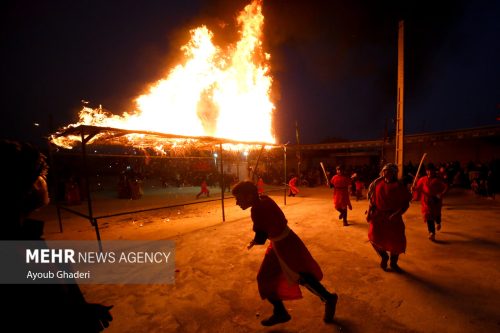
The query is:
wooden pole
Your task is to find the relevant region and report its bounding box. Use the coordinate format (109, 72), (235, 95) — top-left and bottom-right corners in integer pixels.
(411, 153), (427, 192)
(295, 121), (301, 177)
(80, 130), (102, 252)
(395, 20), (405, 179)
(320, 162), (329, 186)
(283, 145), (287, 205)
(219, 143), (225, 222)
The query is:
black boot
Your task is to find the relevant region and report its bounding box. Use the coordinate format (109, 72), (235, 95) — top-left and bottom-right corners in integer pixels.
(261, 299), (291, 326)
(390, 254), (403, 273)
(427, 219), (436, 241)
(373, 245), (389, 270)
(299, 273), (338, 323)
(324, 293), (338, 323)
(342, 210), (348, 226)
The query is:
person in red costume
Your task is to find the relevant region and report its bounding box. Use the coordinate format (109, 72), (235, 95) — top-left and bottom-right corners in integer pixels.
(257, 177), (265, 196)
(330, 165), (352, 226)
(288, 174), (299, 197)
(412, 163), (448, 241)
(195, 179), (210, 199)
(232, 181), (338, 326)
(354, 178), (365, 201)
(366, 163), (412, 272)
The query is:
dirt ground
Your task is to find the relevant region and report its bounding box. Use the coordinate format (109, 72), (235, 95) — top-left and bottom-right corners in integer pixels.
(34, 186), (500, 333)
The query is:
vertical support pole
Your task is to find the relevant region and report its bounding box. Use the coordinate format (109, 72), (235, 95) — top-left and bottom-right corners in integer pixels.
(47, 139), (63, 233)
(395, 20), (405, 179)
(80, 131), (99, 244)
(236, 150), (240, 181)
(93, 218), (103, 252)
(219, 143), (225, 222)
(295, 121), (301, 179)
(283, 145), (287, 206)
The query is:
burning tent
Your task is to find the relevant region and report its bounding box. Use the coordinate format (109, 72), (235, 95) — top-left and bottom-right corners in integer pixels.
(50, 0), (276, 152)
(47, 1), (285, 248)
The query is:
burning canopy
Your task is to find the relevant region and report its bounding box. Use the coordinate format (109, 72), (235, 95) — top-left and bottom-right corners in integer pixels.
(50, 0), (276, 151)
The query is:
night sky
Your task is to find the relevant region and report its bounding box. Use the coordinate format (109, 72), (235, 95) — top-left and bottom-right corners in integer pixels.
(2, 0), (499, 146)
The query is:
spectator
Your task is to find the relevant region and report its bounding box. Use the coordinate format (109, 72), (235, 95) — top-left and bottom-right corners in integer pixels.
(0, 139), (113, 332)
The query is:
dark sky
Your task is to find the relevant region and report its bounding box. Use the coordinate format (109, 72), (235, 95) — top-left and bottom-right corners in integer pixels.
(1, 0), (499, 146)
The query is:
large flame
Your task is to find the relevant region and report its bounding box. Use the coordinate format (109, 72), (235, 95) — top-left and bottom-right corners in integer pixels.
(52, 0), (275, 149)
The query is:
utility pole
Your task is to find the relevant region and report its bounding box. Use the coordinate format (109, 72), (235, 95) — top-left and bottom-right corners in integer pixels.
(395, 20), (405, 179)
(295, 120), (301, 177)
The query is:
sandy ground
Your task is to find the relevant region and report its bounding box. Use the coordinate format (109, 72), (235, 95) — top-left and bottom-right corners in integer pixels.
(34, 186), (500, 333)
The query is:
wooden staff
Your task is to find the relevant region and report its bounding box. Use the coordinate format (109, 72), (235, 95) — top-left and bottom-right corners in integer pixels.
(320, 162), (329, 186)
(411, 153), (427, 192)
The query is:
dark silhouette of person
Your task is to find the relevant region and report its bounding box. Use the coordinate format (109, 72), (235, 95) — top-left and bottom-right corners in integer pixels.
(0, 139), (113, 332)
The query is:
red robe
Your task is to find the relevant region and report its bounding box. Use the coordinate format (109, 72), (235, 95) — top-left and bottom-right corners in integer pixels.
(196, 180), (209, 198)
(367, 180), (411, 254)
(200, 180), (209, 194)
(413, 176), (447, 221)
(330, 174), (352, 210)
(257, 178), (265, 195)
(251, 196), (323, 300)
(288, 177), (299, 195)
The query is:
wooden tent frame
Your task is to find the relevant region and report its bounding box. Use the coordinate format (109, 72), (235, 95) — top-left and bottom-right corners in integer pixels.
(49, 125), (287, 250)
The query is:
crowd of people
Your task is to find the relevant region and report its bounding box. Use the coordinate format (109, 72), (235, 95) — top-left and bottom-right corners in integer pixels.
(287, 159), (497, 198)
(53, 146), (497, 206)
